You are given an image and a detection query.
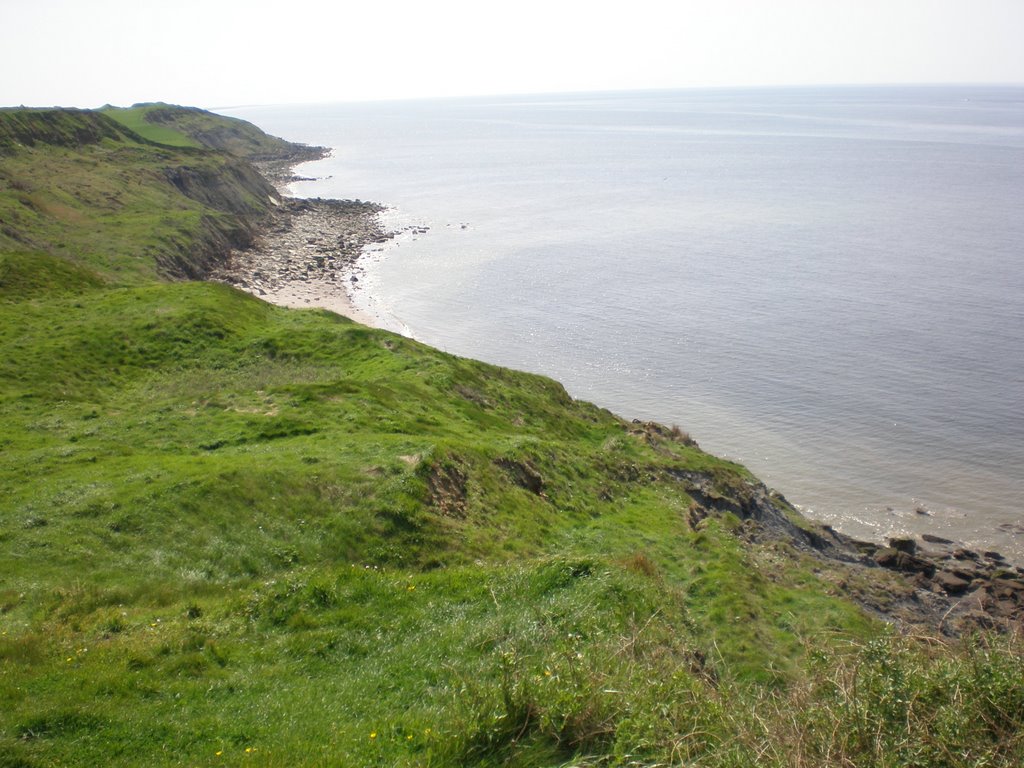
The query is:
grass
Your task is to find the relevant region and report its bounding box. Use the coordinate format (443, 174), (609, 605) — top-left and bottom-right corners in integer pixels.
(0, 109), (275, 284)
(1, 106), (1022, 767)
(98, 104), (202, 148)
(102, 103), (307, 158)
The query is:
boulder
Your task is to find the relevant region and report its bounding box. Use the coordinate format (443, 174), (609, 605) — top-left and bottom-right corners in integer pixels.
(934, 571), (971, 596)
(873, 548), (936, 577)
(889, 537), (917, 554)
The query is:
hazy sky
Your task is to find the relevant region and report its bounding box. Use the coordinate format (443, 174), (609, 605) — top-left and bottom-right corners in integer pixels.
(3, 0), (1023, 108)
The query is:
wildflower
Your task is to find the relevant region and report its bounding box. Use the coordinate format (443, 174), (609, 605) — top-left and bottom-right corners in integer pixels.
(369, 732), (377, 740)
(406, 584), (415, 591)
(215, 750), (222, 756)
(407, 734), (413, 741)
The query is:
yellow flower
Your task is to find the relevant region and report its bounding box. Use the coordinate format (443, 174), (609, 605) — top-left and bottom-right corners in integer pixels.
(406, 734), (413, 741)
(369, 732), (377, 740)
(406, 584), (415, 591)
(215, 750), (222, 756)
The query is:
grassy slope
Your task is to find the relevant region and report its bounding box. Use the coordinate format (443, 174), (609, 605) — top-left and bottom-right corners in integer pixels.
(102, 103), (307, 158)
(1, 108), (1021, 768)
(97, 104), (202, 148)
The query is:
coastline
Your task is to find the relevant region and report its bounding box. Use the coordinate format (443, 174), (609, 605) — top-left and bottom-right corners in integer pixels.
(210, 149), (393, 329)
(207, 130), (1024, 630)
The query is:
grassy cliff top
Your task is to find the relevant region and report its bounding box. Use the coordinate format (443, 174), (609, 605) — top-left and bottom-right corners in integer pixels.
(1, 106), (1021, 768)
(102, 102), (323, 159)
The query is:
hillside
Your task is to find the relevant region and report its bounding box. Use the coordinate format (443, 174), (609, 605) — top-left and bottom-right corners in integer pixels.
(101, 102), (323, 161)
(0, 108), (282, 284)
(1, 106), (1022, 768)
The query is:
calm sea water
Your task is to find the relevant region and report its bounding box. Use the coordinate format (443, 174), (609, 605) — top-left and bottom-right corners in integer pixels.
(228, 86), (1024, 558)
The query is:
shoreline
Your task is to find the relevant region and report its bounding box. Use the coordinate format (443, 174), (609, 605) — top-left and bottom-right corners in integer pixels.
(210, 149), (395, 329)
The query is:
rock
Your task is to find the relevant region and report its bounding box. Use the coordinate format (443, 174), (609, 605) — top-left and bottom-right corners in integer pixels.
(991, 599), (1018, 618)
(934, 571), (971, 595)
(873, 548), (936, 577)
(957, 610), (999, 630)
(983, 550), (1005, 561)
(951, 567), (981, 582)
(922, 533), (954, 545)
(889, 537), (917, 554)
(953, 548), (980, 561)
(990, 578), (1024, 598)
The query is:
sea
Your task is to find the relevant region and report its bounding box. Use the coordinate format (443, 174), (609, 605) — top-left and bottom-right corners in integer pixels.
(226, 85), (1024, 559)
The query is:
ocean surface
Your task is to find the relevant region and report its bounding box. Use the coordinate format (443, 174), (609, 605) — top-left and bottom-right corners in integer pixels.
(228, 86), (1024, 558)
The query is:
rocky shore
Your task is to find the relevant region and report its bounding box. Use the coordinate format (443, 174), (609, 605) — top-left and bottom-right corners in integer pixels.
(635, 414), (1024, 635)
(210, 146), (428, 326)
(861, 534), (1024, 632)
(209, 195), (394, 323)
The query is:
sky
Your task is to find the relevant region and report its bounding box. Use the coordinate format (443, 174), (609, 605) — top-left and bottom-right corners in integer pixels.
(2, 0), (1023, 109)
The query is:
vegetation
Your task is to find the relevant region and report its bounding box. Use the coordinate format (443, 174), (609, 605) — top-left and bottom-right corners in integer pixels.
(102, 102), (311, 159)
(0, 106), (1021, 767)
(98, 104), (203, 149)
(0, 108), (276, 283)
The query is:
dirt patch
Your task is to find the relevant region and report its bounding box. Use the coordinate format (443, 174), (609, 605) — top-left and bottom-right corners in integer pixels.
(426, 461), (468, 518)
(496, 457), (545, 496)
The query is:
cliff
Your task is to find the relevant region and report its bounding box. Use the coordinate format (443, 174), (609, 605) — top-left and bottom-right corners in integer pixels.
(0, 108), (283, 282)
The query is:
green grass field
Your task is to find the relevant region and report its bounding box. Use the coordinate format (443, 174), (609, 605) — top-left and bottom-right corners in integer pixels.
(102, 103), (308, 158)
(99, 104), (203, 148)
(1, 107), (1021, 767)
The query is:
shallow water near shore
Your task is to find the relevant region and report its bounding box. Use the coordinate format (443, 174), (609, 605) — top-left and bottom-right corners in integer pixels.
(227, 86), (1024, 558)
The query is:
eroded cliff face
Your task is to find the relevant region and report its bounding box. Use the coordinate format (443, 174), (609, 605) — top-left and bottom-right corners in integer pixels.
(157, 157), (281, 279)
(0, 108), (286, 282)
